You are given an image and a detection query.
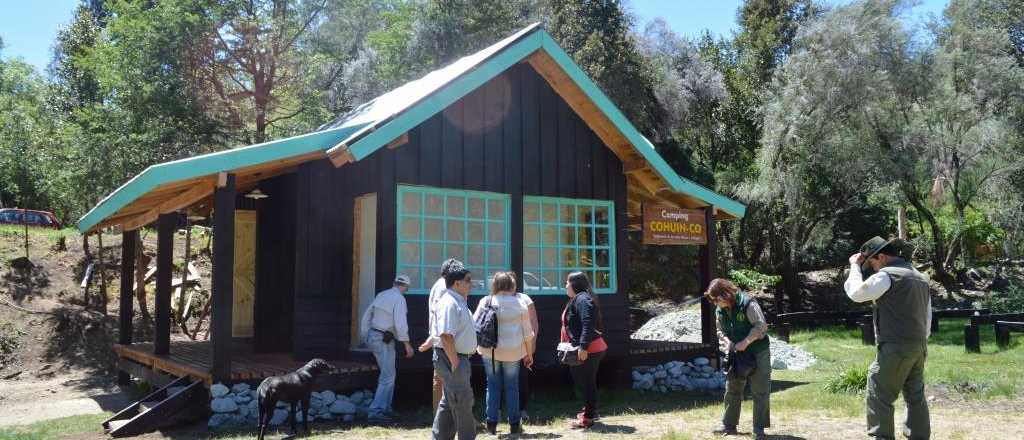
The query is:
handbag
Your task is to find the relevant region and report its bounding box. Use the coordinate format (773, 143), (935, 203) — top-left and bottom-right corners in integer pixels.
(556, 342), (584, 366)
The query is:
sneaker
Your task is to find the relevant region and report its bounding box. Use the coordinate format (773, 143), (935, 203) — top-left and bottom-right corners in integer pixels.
(486, 421), (497, 435)
(510, 422), (522, 435)
(712, 425), (738, 436)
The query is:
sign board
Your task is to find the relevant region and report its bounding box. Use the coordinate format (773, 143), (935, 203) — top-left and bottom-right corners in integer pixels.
(643, 205), (707, 245)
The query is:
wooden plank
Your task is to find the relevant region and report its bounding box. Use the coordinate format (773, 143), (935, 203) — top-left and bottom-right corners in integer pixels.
(539, 77), (558, 196)
(211, 174), (236, 381)
(557, 99), (576, 196)
(462, 87), (484, 190)
(441, 101), (464, 188)
(521, 65), (541, 195)
(386, 132), (409, 149)
(155, 214), (174, 355)
(417, 114), (443, 186)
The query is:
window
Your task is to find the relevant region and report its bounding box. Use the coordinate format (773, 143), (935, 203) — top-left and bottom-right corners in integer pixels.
(523, 196), (616, 294)
(397, 185), (510, 295)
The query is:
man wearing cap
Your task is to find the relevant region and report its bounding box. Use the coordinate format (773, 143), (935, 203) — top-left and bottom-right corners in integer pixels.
(419, 259), (463, 412)
(845, 237), (931, 440)
(361, 275), (414, 424)
(431, 266), (478, 440)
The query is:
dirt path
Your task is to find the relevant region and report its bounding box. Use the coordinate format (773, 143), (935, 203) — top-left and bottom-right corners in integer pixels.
(0, 369), (132, 427)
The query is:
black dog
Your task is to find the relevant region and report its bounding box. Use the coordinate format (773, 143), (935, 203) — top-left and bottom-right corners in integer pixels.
(256, 358), (335, 439)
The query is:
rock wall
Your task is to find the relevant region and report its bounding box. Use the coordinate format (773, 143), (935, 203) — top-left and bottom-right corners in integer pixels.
(207, 382), (374, 430)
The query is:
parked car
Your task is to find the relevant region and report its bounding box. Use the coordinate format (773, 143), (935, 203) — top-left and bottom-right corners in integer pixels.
(0, 208), (62, 229)
(474, 271), (555, 292)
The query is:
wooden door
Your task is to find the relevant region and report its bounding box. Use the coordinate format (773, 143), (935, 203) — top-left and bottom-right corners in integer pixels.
(233, 210), (257, 338)
(351, 193), (377, 349)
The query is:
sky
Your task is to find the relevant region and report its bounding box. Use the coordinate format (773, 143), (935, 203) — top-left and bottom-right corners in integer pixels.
(1, 0), (951, 74)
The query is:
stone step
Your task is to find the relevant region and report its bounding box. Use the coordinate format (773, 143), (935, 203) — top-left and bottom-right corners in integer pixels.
(107, 419), (131, 433)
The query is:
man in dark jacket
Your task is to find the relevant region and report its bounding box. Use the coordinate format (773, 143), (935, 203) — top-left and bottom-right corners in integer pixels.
(845, 237), (931, 440)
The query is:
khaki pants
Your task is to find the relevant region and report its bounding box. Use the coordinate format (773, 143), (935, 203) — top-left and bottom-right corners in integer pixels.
(866, 342), (930, 440)
(722, 349), (771, 432)
(432, 368), (444, 412)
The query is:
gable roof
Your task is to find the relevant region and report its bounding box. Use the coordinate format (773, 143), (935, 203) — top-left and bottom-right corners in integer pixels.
(77, 24), (745, 233)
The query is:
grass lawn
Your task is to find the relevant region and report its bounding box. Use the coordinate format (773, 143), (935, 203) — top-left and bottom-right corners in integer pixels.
(2, 318), (1022, 439)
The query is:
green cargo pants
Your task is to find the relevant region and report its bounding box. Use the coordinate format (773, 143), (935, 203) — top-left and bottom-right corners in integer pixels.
(722, 349), (771, 432)
(866, 342), (930, 440)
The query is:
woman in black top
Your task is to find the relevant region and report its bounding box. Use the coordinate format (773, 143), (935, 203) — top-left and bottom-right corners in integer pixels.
(561, 272), (608, 429)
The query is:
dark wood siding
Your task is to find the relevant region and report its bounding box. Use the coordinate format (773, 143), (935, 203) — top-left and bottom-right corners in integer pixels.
(277, 63), (628, 362)
(254, 174), (297, 352)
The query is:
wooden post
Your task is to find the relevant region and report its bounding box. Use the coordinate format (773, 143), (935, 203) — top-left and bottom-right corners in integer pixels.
(861, 316), (876, 345)
(97, 232), (107, 315)
(155, 213), (175, 355)
(964, 323), (981, 353)
(118, 230), (137, 386)
(699, 205), (717, 348)
(995, 322), (1011, 349)
(211, 173), (235, 381)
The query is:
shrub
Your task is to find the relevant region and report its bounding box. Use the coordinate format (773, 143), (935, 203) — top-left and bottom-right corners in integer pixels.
(824, 365), (869, 395)
(728, 268), (782, 292)
(0, 322), (24, 367)
(983, 281), (1024, 314)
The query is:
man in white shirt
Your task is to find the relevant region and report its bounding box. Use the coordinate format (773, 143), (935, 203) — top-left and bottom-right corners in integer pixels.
(431, 266), (477, 440)
(361, 275), (414, 424)
(844, 236), (931, 440)
(419, 258), (462, 411)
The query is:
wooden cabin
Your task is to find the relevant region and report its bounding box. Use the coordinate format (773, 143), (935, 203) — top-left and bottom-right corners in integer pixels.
(79, 24), (746, 393)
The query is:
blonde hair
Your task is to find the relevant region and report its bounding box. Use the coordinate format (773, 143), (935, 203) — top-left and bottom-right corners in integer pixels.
(491, 271), (517, 294)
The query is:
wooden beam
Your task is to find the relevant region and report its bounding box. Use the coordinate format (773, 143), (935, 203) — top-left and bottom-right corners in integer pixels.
(699, 205), (717, 347)
(211, 174), (235, 381)
(118, 230), (137, 386)
(327, 147), (356, 168)
(121, 209), (160, 232)
(623, 160), (648, 174)
(155, 213), (175, 355)
(386, 132), (409, 149)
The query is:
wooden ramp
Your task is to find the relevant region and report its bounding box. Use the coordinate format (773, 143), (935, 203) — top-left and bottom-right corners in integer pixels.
(114, 340), (377, 385)
(102, 376), (206, 437)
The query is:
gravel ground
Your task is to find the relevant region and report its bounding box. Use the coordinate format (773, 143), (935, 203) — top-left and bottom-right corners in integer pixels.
(631, 309), (816, 370)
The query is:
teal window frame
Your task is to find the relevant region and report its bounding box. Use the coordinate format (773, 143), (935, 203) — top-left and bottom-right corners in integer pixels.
(396, 185), (511, 295)
(523, 196), (616, 294)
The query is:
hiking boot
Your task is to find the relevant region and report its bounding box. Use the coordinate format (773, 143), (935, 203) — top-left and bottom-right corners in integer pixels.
(486, 421), (497, 435)
(367, 414), (394, 425)
(753, 427), (767, 439)
(713, 425), (738, 436)
(520, 410), (529, 424)
(510, 422), (522, 435)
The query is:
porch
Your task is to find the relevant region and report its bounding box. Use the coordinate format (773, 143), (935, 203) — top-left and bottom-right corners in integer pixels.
(114, 340), (377, 385)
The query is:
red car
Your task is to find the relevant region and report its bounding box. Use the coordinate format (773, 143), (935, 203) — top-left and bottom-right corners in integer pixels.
(0, 208), (62, 229)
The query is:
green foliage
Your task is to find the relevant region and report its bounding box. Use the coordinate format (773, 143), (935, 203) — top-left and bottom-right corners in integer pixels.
(728, 268), (781, 292)
(983, 281), (1024, 313)
(824, 365), (869, 395)
(0, 322), (24, 366)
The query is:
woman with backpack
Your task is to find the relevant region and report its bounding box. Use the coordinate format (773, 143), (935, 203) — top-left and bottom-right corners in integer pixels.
(562, 272), (608, 429)
(473, 272), (535, 435)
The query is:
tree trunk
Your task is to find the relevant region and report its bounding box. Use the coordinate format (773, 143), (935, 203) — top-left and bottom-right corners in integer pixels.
(97, 233), (107, 315)
(905, 191), (949, 280)
(897, 206), (908, 240)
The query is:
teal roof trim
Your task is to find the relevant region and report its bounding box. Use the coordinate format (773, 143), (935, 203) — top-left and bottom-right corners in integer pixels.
(537, 34), (746, 219)
(76, 124), (365, 232)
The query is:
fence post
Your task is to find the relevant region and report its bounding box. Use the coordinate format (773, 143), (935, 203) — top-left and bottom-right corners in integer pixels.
(996, 323), (1011, 349)
(964, 324), (980, 353)
(860, 316), (875, 346)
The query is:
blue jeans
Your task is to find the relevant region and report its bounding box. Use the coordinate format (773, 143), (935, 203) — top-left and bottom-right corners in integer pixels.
(367, 331), (396, 418)
(482, 357), (521, 424)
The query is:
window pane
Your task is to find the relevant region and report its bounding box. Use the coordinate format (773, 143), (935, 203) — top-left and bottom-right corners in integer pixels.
(544, 271), (560, 290)
(542, 248), (557, 268)
(595, 206), (609, 225)
(542, 203), (557, 222)
(400, 218), (420, 240)
(560, 248), (577, 267)
(423, 243), (442, 265)
(467, 244), (485, 267)
(444, 244), (465, 261)
(425, 194), (444, 215)
(524, 202), (539, 222)
(447, 196), (465, 217)
(399, 243), (419, 265)
(596, 249), (610, 267)
(398, 266), (418, 288)
(488, 200), (504, 220)
(595, 271), (611, 289)
(487, 245), (504, 267)
(487, 222), (505, 243)
(446, 220), (465, 241)
(542, 225), (557, 244)
(595, 227), (609, 246)
(400, 267), (421, 290)
(468, 198), (486, 218)
(579, 249), (594, 267)
(560, 226), (576, 245)
(467, 221), (484, 242)
(401, 192), (421, 214)
(560, 204), (575, 223)
(578, 226), (592, 246)
(524, 247), (540, 267)
(424, 219), (443, 240)
(524, 224), (539, 245)
(578, 205), (593, 224)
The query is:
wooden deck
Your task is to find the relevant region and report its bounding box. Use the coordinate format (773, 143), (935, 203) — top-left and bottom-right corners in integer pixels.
(629, 339), (713, 355)
(114, 341), (377, 385)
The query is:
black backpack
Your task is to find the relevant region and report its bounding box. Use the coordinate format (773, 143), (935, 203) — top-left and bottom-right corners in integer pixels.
(475, 296), (499, 349)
